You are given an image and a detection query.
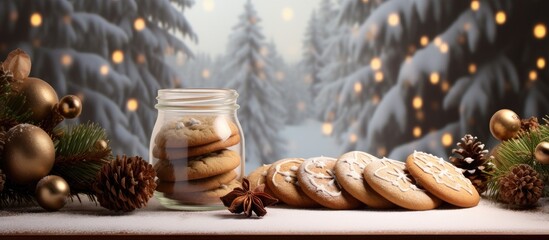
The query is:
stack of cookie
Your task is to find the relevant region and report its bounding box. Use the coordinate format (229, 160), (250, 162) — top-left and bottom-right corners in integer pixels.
(152, 116), (242, 205)
(248, 151), (480, 210)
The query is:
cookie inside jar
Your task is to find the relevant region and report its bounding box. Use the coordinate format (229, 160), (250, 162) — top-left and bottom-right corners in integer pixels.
(151, 113), (244, 209)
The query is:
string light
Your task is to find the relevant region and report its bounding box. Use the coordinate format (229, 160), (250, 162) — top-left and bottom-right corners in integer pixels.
(127, 98), (139, 112)
(470, 0), (480, 11)
(322, 122), (333, 136)
(282, 7), (294, 21)
(534, 23), (547, 39)
(134, 18), (145, 31)
(201, 69), (211, 79)
(112, 50), (124, 64)
(374, 71), (384, 82)
(412, 96), (423, 109)
(468, 63), (477, 74)
(203, 0), (215, 12)
(537, 57), (546, 69)
(99, 65), (109, 76)
(529, 70), (538, 81)
(61, 54), (73, 66)
(439, 43), (449, 53)
(413, 126), (422, 138)
(495, 11), (506, 25)
(441, 81), (450, 92)
(354, 82), (363, 93)
(370, 57), (382, 70)
(442, 133), (453, 147)
(434, 37), (442, 47)
(349, 133), (358, 143)
(30, 13), (42, 27)
(429, 72), (440, 85)
(420, 36), (429, 46)
(387, 13), (400, 26)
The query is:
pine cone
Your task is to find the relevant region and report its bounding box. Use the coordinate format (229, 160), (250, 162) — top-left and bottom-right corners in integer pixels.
(0, 65), (13, 85)
(520, 117), (539, 133)
(93, 155), (157, 212)
(498, 164), (543, 207)
(0, 169), (5, 192)
(450, 134), (494, 193)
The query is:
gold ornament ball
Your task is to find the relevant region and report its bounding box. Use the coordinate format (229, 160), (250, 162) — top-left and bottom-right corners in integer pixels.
(13, 77), (59, 122)
(58, 95), (82, 119)
(35, 175), (70, 211)
(534, 142), (549, 165)
(94, 139), (108, 151)
(489, 109), (521, 141)
(2, 124), (55, 184)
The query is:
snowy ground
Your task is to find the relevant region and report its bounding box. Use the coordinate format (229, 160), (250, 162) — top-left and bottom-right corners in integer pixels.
(245, 118), (342, 174)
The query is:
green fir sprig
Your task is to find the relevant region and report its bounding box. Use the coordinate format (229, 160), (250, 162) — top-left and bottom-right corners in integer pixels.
(486, 117), (549, 200)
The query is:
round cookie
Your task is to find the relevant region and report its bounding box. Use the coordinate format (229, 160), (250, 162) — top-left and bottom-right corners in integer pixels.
(156, 170), (238, 194)
(363, 158), (442, 211)
(153, 134), (241, 160)
(247, 164), (276, 198)
(154, 149), (241, 181)
(405, 151), (480, 208)
(334, 151), (395, 209)
(297, 156), (362, 210)
(266, 158), (320, 208)
(155, 116), (239, 148)
(164, 179), (241, 204)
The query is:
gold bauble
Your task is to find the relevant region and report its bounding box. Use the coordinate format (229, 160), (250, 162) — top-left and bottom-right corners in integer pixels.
(94, 139), (108, 151)
(534, 142), (549, 165)
(489, 109), (521, 141)
(58, 95), (82, 119)
(35, 175), (70, 211)
(13, 77), (59, 122)
(2, 124), (55, 184)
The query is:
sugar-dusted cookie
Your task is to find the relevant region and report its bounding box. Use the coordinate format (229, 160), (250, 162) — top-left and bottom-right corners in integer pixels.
(266, 158), (320, 208)
(298, 156), (362, 210)
(164, 179), (241, 204)
(406, 151), (480, 208)
(363, 158), (442, 210)
(154, 116), (239, 148)
(246, 164), (277, 199)
(153, 134), (240, 160)
(334, 151), (395, 209)
(156, 170), (237, 194)
(154, 149), (241, 181)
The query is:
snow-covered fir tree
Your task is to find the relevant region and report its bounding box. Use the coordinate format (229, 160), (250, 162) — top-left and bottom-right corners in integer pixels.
(225, 0), (287, 164)
(0, 0), (196, 156)
(301, 11), (323, 93)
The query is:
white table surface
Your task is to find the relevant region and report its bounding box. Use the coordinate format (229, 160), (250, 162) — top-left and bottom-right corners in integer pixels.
(0, 197), (548, 235)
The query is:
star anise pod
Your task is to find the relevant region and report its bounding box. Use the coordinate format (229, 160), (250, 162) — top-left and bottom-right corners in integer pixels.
(220, 178), (278, 217)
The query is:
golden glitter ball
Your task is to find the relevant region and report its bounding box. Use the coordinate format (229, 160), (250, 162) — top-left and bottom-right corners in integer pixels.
(489, 109), (521, 141)
(2, 124), (55, 184)
(58, 95), (82, 119)
(534, 142), (549, 165)
(35, 175), (70, 211)
(12, 77), (59, 122)
(94, 139), (108, 151)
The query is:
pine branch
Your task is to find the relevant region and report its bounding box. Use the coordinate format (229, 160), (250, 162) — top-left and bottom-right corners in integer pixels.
(51, 123), (112, 195)
(0, 82), (34, 130)
(487, 117), (549, 200)
(0, 181), (36, 208)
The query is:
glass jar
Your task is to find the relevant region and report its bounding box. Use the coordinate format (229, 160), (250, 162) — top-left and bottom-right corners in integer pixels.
(149, 89), (244, 210)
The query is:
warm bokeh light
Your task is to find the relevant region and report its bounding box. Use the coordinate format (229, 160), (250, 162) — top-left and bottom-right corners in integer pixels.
(434, 37), (442, 46)
(260, 46), (269, 57)
(412, 96), (423, 109)
(371, 94), (380, 105)
(495, 11), (506, 25)
(112, 50), (124, 64)
(377, 147), (387, 157)
(442, 133), (453, 147)
(203, 0), (215, 12)
(468, 63), (477, 74)
(354, 82), (362, 93)
(30, 13), (42, 27)
(374, 71), (384, 82)
(9, 10), (18, 22)
(297, 101), (306, 112)
(439, 43), (449, 53)
(202, 69), (211, 79)
(134, 18), (145, 31)
(429, 72), (440, 85)
(537, 57), (546, 69)
(534, 23), (547, 39)
(441, 81), (450, 92)
(416, 111), (425, 121)
(370, 57), (382, 70)
(387, 13), (400, 26)
(127, 98), (139, 112)
(137, 54), (146, 64)
(322, 122), (333, 136)
(420, 36), (429, 46)
(99, 65), (109, 76)
(276, 71), (285, 81)
(349, 133), (358, 143)
(529, 70), (538, 81)
(413, 126), (422, 138)
(61, 54), (73, 66)
(470, 0), (480, 11)
(282, 7), (294, 21)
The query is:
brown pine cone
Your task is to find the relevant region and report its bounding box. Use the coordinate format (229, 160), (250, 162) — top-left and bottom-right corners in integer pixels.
(520, 117), (539, 133)
(93, 155), (157, 212)
(450, 134), (494, 193)
(498, 164), (543, 208)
